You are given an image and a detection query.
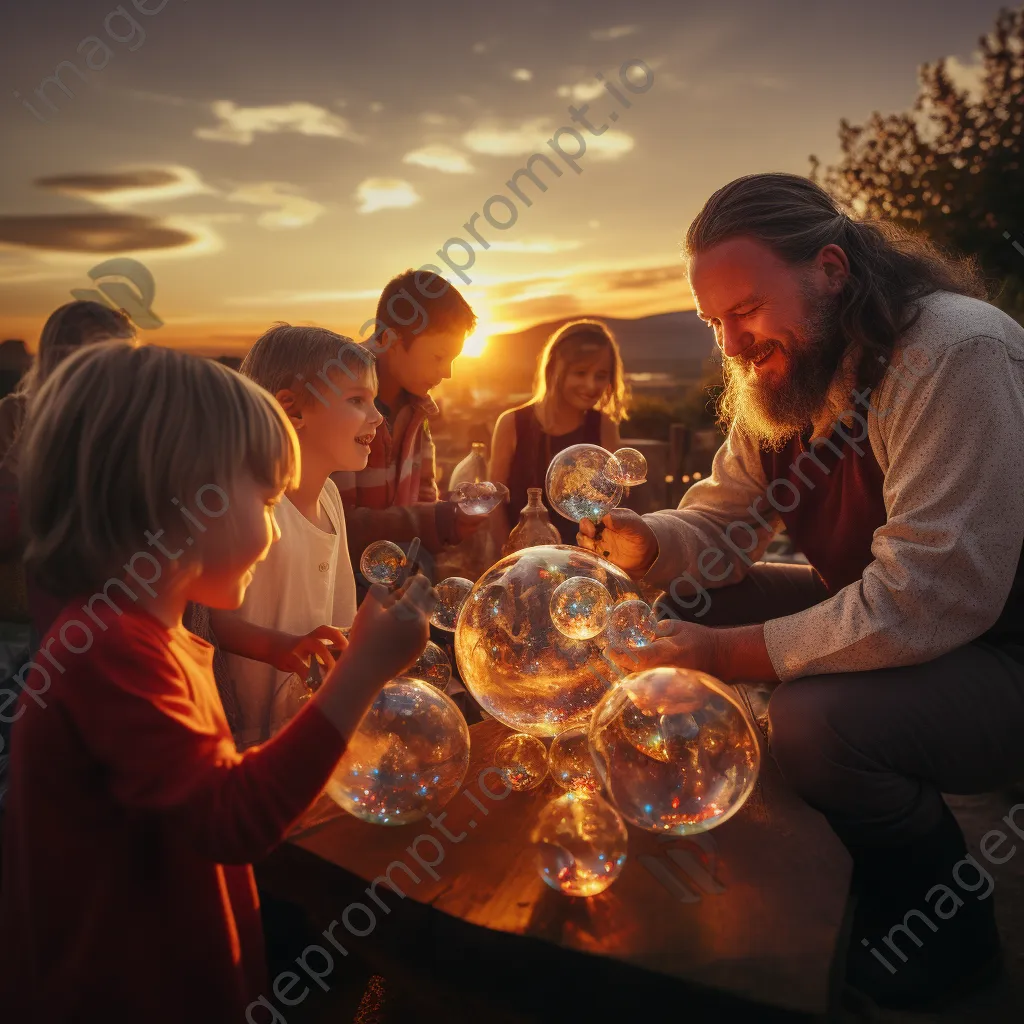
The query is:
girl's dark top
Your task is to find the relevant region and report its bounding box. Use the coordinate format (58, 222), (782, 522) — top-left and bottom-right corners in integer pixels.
(507, 404), (602, 545)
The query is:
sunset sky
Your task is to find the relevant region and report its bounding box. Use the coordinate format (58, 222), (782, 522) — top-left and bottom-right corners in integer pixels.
(0, 0), (1002, 356)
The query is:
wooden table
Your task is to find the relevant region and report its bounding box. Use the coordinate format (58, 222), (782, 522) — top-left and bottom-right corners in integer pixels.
(257, 714), (852, 1022)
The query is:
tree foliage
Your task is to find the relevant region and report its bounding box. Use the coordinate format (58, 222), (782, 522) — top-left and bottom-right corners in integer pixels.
(813, 6), (1024, 319)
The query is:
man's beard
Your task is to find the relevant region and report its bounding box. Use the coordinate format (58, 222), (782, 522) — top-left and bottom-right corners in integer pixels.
(718, 290), (848, 452)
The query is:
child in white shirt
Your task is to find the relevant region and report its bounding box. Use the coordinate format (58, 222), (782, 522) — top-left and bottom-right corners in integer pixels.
(212, 324), (383, 749)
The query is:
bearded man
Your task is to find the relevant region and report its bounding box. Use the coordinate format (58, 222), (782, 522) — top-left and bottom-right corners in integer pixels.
(579, 172), (1024, 1010)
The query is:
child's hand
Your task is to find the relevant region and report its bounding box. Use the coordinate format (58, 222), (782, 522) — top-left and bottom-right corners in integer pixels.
(455, 506), (488, 540)
(269, 625), (349, 675)
(344, 575), (437, 682)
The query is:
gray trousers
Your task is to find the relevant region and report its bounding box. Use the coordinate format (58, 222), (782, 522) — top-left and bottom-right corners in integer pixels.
(656, 562), (1024, 847)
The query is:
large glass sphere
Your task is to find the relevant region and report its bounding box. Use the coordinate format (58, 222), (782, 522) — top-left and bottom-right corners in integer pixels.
(325, 677), (470, 825)
(589, 667), (760, 835)
(545, 443), (624, 523)
(530, 791), (628, 896)
(454, 546), (642, 737)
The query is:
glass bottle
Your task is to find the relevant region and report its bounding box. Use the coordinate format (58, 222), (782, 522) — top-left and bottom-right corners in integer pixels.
(503, 488), (561, 554)
(448, 441), (489, 490)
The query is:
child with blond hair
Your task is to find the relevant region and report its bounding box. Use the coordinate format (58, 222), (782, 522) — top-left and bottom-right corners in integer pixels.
(489, 318), (628, 546)
(0, 341), (434, 1022)
(212, 323), (384, 748)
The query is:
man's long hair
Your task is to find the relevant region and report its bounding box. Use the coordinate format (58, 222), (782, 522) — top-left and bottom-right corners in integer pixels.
(684, 173), (987, 397)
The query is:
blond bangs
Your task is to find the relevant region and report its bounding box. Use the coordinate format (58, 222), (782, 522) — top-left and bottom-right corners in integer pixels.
(533, 319), (630, 425)
(19, 342), (299, 598)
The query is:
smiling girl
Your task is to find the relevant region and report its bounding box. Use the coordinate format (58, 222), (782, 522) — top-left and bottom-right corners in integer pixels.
(489, 319), (629, 546)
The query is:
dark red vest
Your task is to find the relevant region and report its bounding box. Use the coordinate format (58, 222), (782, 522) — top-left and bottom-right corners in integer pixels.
(760, 427), (886, 594)
(760, 427), (1024, 650)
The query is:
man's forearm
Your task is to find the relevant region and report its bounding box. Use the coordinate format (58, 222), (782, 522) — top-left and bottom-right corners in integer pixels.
(712, 623), (779, 683)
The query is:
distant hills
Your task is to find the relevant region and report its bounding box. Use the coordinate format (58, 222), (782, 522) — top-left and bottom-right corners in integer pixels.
(454, 310), (716, 394)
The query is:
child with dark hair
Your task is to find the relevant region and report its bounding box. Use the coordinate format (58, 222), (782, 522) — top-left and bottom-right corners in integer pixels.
(334, 269), (491, 566)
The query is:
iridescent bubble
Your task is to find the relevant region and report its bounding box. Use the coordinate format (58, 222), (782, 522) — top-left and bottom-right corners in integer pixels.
(406, 640), (452, 690)
(607, 447), (648, 486)
(589, 667), (761, 835)
(431, 577), (474, 631)
(454, 546), (642, 737)
(549, 576), (611, 640)
(325, 677), (470, 825)
(530, 791), (628, 896)
(605, 599), (658, 651)
(450, 480), (510, 516)
(495, 733), (548, 791)
(548, 726), (599, 792)
(359, 540), (406, 587)
(545, 443), (624, 523)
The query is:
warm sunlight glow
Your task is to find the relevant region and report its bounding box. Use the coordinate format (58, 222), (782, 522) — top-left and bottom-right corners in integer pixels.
(462, 326), (491, 358)
(460, 304), (509, 358)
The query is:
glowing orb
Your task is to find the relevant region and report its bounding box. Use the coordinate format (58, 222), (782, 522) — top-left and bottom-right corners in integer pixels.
(530, 791), (628, 896)
(549, 576), (612, 640)
(325, 677), (470, 825)
(605, 599), (658, 651)
(494, 732), (548, 791)
(359, 540), (406, 586)
(589, 667), (760, 835)
(607, 447), (648, 486)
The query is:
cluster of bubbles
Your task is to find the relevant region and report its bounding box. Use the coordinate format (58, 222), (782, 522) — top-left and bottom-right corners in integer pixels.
(544, 443), (648, 527)
(454, 546), (648, 737)
(452, 548), (659, 738)
(325, 677), (470, 825)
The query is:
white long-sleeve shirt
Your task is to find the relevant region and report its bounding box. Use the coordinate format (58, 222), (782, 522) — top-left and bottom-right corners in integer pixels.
(641, 291), (1024, 681)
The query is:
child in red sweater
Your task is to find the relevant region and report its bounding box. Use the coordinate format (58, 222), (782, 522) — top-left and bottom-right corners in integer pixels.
(0, 341), (435, 1022)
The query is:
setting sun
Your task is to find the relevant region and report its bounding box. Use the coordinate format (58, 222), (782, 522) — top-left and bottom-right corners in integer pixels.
(462, 325), (491, 358)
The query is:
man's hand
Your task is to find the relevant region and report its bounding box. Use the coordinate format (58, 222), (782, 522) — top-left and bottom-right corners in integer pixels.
(269, 625), (349, 675)
(578, 508), (659, 578)
(606, 619), (720, 677)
